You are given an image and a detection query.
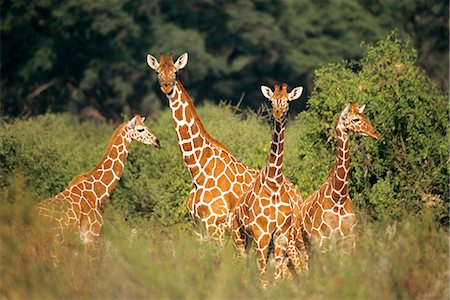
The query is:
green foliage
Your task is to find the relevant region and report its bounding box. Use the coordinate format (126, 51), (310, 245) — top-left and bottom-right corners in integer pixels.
(284, 33), (448, 223)
(1, 177), (448, 298)
(0, 103), (270, 225)
(2, 0), (447, 118)
(0, 114), (111, 197)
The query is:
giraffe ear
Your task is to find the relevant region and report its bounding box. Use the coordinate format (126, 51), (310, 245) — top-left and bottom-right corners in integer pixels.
(341, 104), (350, 119)
(358, 104), (366, 113)
(288, 86), (303, 101)
(174, 53), (188, 70)
(147, 54), (160, 70)
(127, 116), (137, 129)
(260, 85), (273, 100)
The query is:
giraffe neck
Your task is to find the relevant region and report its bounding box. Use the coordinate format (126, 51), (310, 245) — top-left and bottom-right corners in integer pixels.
(88, 123), (131, 205)
(263, 115), (286, 189)
(166, 81), (230, 178)
(330, 121), (350, 202)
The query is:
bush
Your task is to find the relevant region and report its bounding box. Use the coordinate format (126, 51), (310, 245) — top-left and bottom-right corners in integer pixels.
(284, 33), (448, 224)
(1, 34), (447, 226)
(0, 103), (270, 225)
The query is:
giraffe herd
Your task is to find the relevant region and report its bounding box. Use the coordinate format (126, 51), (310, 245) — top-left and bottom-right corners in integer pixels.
(36, 52), (380, 287)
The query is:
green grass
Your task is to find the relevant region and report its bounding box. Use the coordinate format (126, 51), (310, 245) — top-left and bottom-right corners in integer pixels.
(1, 173), (448, 299)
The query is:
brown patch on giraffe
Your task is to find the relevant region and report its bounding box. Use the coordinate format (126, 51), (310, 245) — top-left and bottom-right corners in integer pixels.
(189, 165), (200, 177)
(182, 141), (193, 152)
(103, 159), (113, 170)
(174, 107), (183, 121)
(304, 216), (312, 232)
(218, 176), (231, 191)
(179, 125), (190, 140)
(119, 152), (127, 161)
(323, 211), (339, 229)
(196, 172), (206, 184)
(322, 198), (334, 209)
(83, 190), (96, 203)
(94, 182), (107, 198)
(331, 190), (341, 201)
(213, 160), (225, 177)
(198, 147), (212, 167)
(112, 161), (122, 174)
(197, 204), (210, 219)
(192, 137), (203, 148)
(232, 182), (243, 196)
(210, 188), (221, 199)
(225, 170), (235, 182)
(244, 172), (253, 183)
(313, 209), (322, 228)
(83, 181), (93, 190)
(71, 186), (82, 196)
(102, 171), (114, 185)
(204, 178), (215, 189)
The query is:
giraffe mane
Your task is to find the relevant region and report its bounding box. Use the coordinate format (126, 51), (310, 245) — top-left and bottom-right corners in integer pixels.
(177, 81), (231, 153)
(74, 122), (128, 181)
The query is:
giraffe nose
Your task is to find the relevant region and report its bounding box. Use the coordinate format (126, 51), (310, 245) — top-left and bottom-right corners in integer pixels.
(273, 109), (282, 119)
(161, 84), (172, 94)
(154, 139), (161, 149)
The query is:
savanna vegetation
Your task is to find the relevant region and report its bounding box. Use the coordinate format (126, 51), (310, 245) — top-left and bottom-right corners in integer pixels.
(1, 32), (448, 298)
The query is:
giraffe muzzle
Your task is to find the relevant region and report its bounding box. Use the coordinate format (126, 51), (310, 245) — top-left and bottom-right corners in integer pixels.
(154, 139), (161, 149)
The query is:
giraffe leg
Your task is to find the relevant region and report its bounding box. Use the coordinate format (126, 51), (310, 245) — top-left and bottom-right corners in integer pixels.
(273, 231), (289, 281)
(288, 226), (309, 275)
(231, 212), (246, 259)
(254, 232), (271, 289)
(187, 191), (207, 241)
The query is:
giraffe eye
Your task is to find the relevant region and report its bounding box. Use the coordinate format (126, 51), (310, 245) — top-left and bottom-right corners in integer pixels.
(352, 118), (360, 122)
(137, 128), (144, 132)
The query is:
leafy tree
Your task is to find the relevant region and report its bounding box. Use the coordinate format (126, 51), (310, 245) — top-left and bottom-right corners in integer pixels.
(284, 33), (448, 224)
(1, 0), (447, 119)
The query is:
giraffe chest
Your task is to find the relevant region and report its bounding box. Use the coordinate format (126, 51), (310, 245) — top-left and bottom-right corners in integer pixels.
(300, 183), (357, 245)
(238, 178), (292, 230)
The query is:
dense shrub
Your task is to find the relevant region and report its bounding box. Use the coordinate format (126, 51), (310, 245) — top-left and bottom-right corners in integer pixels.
(0, 103), (270, 225)
(284, 33), (448, 224)
(1, 34), (447, 226)
(0, 114), (111, 197)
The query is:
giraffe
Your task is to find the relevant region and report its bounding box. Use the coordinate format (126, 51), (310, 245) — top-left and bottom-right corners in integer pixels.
(296, 102), (380, 252)
(146, 52), (258, 242)
(232, 83), (309, 287)
(36, 115), (160, 244)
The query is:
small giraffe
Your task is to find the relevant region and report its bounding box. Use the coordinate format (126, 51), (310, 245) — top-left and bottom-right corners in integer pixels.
(232, 83), (308, 287)
(146, 52), (258, 242)
(36, 115), (160, 243)
(296, 102), (380, 252)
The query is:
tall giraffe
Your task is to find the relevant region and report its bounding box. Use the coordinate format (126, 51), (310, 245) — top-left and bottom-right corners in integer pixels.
(36, 115), (160, 243)
(232, 84), (308, 287)
(296, 102), (380, 252)
(146, 52), (257, 241)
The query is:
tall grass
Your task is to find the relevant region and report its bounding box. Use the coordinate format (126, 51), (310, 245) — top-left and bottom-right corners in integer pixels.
(1, 173), (448, 299)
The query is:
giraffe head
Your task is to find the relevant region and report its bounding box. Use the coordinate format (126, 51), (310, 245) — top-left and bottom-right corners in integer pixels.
(261, 83), (303, 119)
(339, 102), (381, 140)
(146, 52), (188, 94)
(126, 115), (161, 148)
